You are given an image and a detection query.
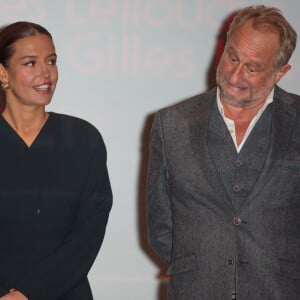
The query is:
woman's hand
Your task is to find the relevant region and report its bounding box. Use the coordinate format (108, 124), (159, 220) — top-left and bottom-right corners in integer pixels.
(0, 290), (28, 300)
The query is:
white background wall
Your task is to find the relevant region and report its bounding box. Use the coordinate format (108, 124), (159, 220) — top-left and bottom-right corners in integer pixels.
(1, 1), (300, 299)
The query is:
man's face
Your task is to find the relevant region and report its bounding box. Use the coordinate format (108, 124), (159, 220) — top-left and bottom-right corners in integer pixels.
(216, 20), (289, 108)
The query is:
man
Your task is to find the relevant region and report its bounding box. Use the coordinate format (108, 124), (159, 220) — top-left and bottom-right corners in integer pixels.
(147, 5), (299, 299)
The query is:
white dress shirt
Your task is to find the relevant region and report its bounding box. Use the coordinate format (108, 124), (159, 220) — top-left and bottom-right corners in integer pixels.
(216, 88), (274, 153)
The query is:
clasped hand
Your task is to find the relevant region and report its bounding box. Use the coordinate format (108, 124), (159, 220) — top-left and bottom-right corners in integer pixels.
(0, 289), (28, 300)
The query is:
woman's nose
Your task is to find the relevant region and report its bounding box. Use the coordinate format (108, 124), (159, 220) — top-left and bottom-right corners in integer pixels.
(38, 63), (50, 77)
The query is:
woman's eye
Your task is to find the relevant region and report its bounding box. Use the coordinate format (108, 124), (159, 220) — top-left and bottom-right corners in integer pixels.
(48, 59), (57, 65)
(24, 61), (35, 67)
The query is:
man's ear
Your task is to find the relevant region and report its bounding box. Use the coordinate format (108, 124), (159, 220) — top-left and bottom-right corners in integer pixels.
(0, 64), (8, 83)
(274, 63), (291, 84)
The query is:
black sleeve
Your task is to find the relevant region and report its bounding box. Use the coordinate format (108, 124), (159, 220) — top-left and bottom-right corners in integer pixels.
(0, 286), (8, 297)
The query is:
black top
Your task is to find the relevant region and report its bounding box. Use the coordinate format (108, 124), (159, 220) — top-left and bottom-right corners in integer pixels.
(0, 112), (112, 299)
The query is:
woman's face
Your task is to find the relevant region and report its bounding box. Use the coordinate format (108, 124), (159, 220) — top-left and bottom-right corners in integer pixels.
(0, 33), (58, 108)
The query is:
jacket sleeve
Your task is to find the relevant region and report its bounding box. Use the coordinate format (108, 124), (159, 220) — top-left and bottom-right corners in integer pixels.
(15, 134), (113, 300)
(147, 112), (172, 264)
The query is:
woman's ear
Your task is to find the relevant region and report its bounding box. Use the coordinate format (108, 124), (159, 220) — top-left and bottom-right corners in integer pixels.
(0, 63), (8, 83)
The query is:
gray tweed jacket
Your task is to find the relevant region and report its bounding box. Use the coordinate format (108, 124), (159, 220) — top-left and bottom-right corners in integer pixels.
(147, 86), (300, 299)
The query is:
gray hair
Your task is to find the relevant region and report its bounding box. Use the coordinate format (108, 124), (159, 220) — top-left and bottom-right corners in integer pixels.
(227, 5), (297, 69)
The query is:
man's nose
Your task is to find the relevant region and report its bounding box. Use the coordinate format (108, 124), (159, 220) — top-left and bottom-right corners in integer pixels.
(229, 65), (244, 84)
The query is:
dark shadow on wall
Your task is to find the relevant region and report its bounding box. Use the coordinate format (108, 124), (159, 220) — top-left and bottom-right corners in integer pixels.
(137, 11), (237, 300)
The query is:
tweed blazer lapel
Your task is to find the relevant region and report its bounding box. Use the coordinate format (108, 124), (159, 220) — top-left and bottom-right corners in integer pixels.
(189, 88), (234, 212)
(268, 86), (297, 162)
(238, 86), (298, 211)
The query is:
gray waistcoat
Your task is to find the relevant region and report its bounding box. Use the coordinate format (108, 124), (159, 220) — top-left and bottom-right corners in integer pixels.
(207, 101), (273, 210)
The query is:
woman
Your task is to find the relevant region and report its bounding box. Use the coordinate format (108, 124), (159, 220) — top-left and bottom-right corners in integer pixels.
(0, 22), (112, 300)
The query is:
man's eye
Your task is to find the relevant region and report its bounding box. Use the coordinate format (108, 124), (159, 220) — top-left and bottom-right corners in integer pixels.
(228, 53), (238, 63)
(247, 66), (256, 73)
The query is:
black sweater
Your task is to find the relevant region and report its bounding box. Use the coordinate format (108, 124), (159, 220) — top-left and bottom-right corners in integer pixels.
(0, 112), (112, 299)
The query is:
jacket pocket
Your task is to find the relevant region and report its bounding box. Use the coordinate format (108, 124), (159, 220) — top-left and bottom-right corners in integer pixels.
(169, 254), (199, 275)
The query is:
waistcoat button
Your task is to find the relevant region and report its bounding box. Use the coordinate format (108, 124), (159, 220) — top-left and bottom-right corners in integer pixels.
(233, 185), (240, 192)
(233, 217), (241, 225)
(235, 160), (242, 167)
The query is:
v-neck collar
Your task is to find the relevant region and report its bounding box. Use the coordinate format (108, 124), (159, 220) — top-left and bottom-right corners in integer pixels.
(0, 112), (53, 149)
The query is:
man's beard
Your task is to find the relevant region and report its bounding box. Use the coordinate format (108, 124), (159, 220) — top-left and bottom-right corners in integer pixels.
(216, 72), (252, 108)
